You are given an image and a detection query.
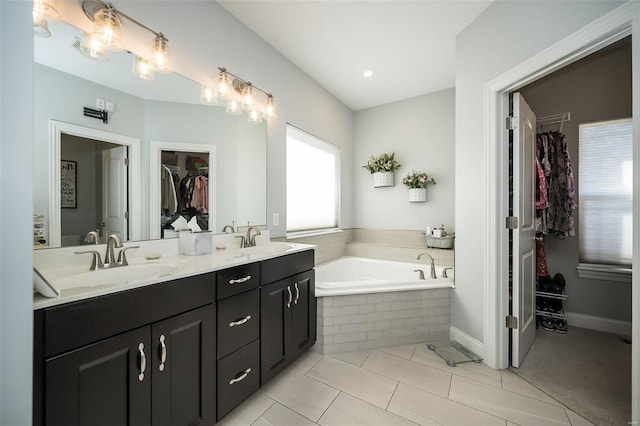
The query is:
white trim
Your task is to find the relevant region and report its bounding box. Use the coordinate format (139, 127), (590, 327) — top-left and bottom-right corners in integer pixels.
(482, 1), (638, 422)
(577, 264), (632, 283)
(149, 141), (216, 239)
(450, 326), (485, 360)
(565, 312), (632, 337)
(49, 120), (141, 247)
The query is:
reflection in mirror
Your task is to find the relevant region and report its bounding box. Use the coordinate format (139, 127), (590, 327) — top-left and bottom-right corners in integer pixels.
(61, 135), (127, 246)
(34, 21), (267, 248)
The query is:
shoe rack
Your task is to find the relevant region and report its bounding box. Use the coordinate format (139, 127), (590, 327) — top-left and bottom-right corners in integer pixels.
(535, 290), (568, 320)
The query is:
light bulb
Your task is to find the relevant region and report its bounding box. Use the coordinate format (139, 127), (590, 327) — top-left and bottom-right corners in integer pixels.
(248, 109), (263, 125)
(241, 83), (255, 111)
(152, 33), (172, 74)
(225, 99), (242, 115)
(91, 6), (124, 52)
(133, 56), (155, 81)
(216, 71), (233, 101)
(200, 86), (217, 105)
(264, 95), (277, 120)
(79, 32), (109, 62)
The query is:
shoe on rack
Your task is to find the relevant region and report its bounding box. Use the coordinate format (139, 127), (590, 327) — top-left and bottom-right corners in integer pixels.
(551, 273), (566, 294)
(547, 299), (563, 314)
(554, 318), (568, 334)
(536, 298), (548, 312)
(538, 275), (553, 292)
(540, 316), (555, 332)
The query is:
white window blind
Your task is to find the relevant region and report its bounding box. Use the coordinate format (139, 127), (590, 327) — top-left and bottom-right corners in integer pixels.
(578, 118), (632, 266)
(286, 125), (339, 233)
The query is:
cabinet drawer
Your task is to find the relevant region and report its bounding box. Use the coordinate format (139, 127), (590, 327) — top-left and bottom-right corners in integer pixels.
(261, 250), (314, 285)
(217, 263), (260, 300)
(217, 340), (260, 420)
(217, 288), (259, 359)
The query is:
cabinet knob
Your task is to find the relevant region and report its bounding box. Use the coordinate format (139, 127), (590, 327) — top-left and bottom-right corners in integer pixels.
(158, 335), (167, 372)
(138, 343), (146, 382)
(229, 368), (252, 385)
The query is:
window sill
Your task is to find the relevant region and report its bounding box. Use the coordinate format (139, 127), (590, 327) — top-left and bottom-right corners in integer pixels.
(286, 228), (343, 240)
(576, 263), (631, 283)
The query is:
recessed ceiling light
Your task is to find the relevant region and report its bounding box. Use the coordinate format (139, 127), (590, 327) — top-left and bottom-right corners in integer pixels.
(363, 70), (374, 78)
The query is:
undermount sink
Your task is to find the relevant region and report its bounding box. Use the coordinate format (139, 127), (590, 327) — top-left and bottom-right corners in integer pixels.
(53, 263), (180, 292)
(238, 243), (296, 255)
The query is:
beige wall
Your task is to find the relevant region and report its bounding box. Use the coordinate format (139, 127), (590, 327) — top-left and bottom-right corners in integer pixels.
(520, 37), (632, 322)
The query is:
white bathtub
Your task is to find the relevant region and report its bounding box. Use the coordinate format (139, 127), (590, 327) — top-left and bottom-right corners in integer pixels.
(315, 256), (454, 297)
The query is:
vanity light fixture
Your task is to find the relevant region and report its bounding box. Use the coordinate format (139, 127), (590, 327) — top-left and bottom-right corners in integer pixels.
(33, 0), (61, 37)
(200, 86), (217, 105)
(81, 0), (173, 77)
(213, 67), (278, 124)
(79, 32), (110, 62)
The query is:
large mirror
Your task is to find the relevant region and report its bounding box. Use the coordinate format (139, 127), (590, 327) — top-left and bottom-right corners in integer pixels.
(34, 21), (267, 248)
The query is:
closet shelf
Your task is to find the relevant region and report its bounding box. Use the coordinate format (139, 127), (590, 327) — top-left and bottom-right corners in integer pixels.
(535, 290), (568, 300)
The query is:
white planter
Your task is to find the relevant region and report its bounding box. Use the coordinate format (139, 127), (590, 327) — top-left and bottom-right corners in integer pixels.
(372, 171), (394, 187)
(408, 188), (427, 202)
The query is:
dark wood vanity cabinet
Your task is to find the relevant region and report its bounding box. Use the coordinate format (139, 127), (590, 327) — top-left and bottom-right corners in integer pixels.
(260, 252), (316, 385)
(34, 273), (216, 426)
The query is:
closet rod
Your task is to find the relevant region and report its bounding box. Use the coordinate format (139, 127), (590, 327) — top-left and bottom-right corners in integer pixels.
(537, 112), (571, 126)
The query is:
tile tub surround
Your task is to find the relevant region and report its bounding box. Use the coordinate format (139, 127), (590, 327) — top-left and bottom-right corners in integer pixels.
(316, 288), (451, 353)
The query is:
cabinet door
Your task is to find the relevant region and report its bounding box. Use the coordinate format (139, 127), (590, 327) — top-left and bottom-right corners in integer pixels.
(291, 270), (316, 359)
(152, 304), (215, 426)
(260, 278), (292, 384)
(45, 327), (151, 426)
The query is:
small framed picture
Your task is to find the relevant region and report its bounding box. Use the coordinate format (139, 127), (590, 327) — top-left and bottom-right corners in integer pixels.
(61, 160), (77, 209)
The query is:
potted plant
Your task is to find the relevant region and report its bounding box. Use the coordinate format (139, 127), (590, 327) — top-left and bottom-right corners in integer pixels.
(362, 152), (401, 187)
(402, 170), (436, 202)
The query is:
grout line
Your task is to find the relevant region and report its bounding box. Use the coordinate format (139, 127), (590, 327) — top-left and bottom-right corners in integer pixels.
(446, 372), (453, 399)
(359, 349), (373, 367)
(385, 381), (400, 410)
(506, 368), (569, 408)
(316, 391), (341, 424)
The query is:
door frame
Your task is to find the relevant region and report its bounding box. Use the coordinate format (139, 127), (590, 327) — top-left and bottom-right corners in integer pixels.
(148, 140), (216, 239)
(49, 120), (141, 247)
(482, 0), (639, 420)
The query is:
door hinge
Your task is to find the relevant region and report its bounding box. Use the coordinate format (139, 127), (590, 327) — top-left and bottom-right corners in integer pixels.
(124, 211), (129, 220)
(506, 116), (518, 130)
(505, 315), (518, 329)
(505, 216), (518, 229)
(124, 158), (129, 166)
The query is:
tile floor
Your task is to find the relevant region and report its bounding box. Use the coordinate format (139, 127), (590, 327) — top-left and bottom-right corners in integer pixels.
(217, 343), (595, 426)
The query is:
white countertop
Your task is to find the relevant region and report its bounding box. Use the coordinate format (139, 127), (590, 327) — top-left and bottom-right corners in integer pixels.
(34, 241), (315, 310)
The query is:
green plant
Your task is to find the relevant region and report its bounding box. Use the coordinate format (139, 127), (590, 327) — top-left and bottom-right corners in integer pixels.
(362, 152), (401, 174)
(402, 170), (436, 188)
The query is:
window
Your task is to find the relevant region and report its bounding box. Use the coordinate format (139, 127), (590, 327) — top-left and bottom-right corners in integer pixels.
(286, 125), (339, 234)
(578, 118), (632, 269)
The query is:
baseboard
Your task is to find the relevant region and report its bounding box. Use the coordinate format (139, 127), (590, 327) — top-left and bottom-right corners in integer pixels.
(565, 312), (632, 337)
(450, 326), (485, 359)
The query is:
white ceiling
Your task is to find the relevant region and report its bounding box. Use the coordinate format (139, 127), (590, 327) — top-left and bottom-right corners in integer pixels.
(218, 0), (493, 111)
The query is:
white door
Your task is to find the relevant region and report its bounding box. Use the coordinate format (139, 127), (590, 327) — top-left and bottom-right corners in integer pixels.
(102, 146), (128, 241)
(511, 92), (537, 367)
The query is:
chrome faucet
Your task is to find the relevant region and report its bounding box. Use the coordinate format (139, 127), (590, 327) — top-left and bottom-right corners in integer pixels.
(246, 226), (261, 247)
(105, 234), (123, 265)
(84, 230), (100, 245)
(75, 233), (139, 271)
(417, 252), (437, 279)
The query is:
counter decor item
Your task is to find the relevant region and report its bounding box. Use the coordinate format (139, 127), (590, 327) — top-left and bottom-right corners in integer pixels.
(363, 152), (401, 187)
(402, 170), (436, 202)
(426, 224), (454, 249)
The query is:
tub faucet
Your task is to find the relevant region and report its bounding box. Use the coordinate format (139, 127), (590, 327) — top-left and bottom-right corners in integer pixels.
(417, 253), (437, 279)
(222, 224), (235, 233)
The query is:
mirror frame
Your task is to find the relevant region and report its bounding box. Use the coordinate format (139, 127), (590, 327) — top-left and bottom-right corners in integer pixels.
(49, 120), (141, 247)
(149, 141), (216, 239)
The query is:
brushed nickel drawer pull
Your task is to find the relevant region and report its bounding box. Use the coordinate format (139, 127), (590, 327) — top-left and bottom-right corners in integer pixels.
(294, 282), (300, 305)
(229, 315), (252, 327)
(159, 335), (167, 372)
(229, 275), (252, 285)
(286, 286), (292, 308)
(229, 368), (252, 385)
(138, 343), (146, 382)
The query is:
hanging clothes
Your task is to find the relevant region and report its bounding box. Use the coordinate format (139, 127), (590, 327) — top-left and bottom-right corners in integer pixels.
(192, 175), (209, 213)
(536, 131), (576, 239)
(161, 165), (178, 215)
